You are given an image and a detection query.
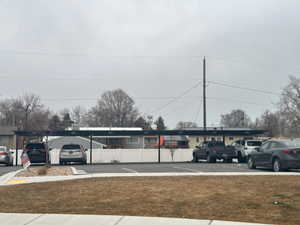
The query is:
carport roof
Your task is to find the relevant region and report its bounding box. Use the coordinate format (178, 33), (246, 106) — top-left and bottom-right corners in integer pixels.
(15, 128), (267, 137)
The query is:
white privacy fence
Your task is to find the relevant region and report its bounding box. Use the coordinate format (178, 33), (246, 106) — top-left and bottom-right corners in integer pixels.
(12, 148), (194, 165)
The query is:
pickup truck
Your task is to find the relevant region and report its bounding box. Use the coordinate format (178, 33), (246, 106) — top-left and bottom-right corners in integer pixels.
(192, 141), (237, 163)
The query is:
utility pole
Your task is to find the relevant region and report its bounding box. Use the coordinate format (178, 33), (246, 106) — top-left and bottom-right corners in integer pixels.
(203, 57), (207, 131)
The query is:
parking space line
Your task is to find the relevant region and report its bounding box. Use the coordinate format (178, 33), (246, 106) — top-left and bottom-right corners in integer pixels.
(122, 168), (138, 173)
(172, 166), (201, 172)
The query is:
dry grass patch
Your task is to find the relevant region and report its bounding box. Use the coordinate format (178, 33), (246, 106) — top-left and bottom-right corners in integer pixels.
(16, 166), (73, 177)
(0, 176), (299, 225)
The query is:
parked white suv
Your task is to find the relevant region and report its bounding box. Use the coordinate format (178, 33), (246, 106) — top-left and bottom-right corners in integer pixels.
(59, 144), (87, 165)
(233, 140), (262, 163)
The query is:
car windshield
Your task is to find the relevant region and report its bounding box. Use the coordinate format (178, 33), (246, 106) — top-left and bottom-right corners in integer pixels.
(26, 143), (45, 149)
(0, 147), (7, 152)
(208, 142), (224, 147)
(62, 144), (81, 150)
(280, 140), (300, 148)
(246, 141), (262, 146)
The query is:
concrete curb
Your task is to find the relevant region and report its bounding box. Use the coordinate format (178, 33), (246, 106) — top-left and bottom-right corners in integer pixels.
(0, 213), (275, 225)
(70, 167), (77, 175)
(71, 167), (87, 175)
(0, 169), (23, 185)
(1, 171), (300, 186)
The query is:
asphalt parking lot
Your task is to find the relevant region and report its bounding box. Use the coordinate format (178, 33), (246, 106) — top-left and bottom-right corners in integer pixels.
(68, 162), (300, 174)
(1, 162), (300, 176)
(0, 165), (22, 176)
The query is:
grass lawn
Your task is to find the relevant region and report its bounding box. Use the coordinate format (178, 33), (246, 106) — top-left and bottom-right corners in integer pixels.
(0, 176), (299, 225)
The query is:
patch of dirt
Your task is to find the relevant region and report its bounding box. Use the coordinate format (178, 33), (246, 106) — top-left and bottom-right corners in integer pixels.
(16, 167), (73, 177)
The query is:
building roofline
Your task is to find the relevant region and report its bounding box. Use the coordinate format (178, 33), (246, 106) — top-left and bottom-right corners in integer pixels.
(15, 129), (267, 137)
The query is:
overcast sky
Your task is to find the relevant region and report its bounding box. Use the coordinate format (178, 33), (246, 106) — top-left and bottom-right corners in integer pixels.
(0, 0), (299, 128)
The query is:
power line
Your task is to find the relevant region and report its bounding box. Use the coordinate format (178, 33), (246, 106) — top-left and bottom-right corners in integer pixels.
(207, 80), (281, 96)
(160, 99), (196, 118)
(0, 49), (203, 58)
(150, 81), (202, 114)
(206, 96), (270, 106)
(41, 95), (271, 106)
(194, 100), (202, 125)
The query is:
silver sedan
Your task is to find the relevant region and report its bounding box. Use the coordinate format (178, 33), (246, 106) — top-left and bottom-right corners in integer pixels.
(0, 146), (14, 166)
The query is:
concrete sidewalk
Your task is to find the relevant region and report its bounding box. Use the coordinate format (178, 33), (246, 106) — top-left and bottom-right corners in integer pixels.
(0, 213), (274, 225)
(2, 169), (300, 186)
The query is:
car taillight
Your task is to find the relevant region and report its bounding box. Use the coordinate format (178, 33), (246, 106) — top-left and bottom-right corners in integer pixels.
(60, 149), (65, 152)
(23, 149), (28, 153)
(282, 149), (297, 154)
(80, 149), (85, 153)
(0, 152), (7, 155)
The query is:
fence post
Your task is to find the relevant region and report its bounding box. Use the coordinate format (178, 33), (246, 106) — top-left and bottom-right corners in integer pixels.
(158, 135), (161, 163)
(15, 135), (18, 166)
(90, 135), (93, 164)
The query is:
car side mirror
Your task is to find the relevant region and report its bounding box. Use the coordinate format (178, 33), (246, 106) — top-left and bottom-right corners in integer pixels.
(85, 149), (88, 151)
(10, 151), (14, 154)
(255, 147), (261, 152)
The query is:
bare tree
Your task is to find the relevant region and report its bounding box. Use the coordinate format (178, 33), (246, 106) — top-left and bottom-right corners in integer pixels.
(86, 89), (138, 127)
(0, 93), (49, 130)
(176, 121), (198, 129)
(255, 110), (281, 137)
(279, 75), (300, 137)
(71, 105), (87, 127)
(220, 109), (251, 128)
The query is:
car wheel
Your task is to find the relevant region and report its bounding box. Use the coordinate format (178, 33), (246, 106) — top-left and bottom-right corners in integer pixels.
(273, 158), (285, 172)
(237, 152), (245, 163)
(192, 153), (198, 163)
(207, 154), (216, 163)
(248, 157), (256, 169)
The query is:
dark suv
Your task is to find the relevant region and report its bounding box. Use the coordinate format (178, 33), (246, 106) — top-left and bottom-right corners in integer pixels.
(23, 142), (50, 164)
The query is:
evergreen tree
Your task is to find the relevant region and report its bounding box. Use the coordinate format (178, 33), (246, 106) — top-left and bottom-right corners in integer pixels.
(155, 116), (166, 130)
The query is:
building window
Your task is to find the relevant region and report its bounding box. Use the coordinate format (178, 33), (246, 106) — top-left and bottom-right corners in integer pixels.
(128, 137), (138, 144)
(196, 137), (199, 143)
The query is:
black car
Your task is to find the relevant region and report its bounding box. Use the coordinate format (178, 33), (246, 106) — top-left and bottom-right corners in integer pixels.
(248, 139), (300, 172)
(23, 142), (51, 164)
(193, 141), (237, 163)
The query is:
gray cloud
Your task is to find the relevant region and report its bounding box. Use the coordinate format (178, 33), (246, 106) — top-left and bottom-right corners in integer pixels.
(0, 0), (299, 127)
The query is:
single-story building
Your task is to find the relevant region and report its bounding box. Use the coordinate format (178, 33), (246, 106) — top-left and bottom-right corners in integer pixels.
(186, 127), (266, 148)
(0, 126), (17, 149)
(65, 127), (190, 149)
(47, 136), (106, 149)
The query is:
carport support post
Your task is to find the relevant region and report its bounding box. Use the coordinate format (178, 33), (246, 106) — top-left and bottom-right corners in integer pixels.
(158, 135), (161, 163)
(15, 135), (18, 166)
(90, 135), (93, 164)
